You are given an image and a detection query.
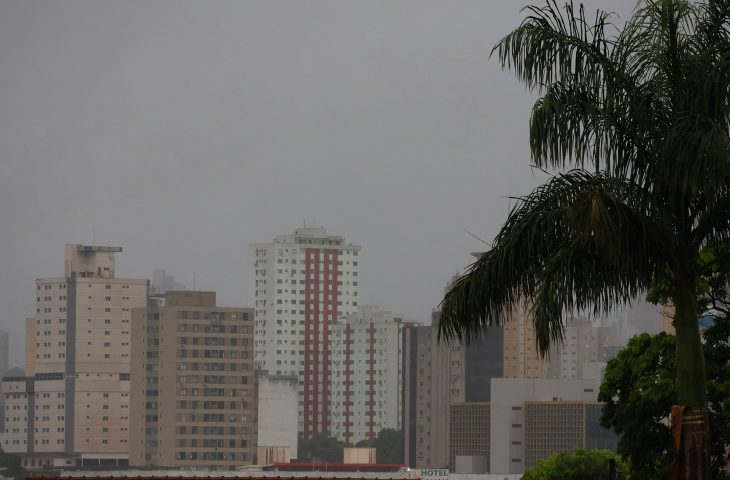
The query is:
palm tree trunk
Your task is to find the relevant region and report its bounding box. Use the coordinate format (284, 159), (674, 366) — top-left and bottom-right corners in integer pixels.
(670, 281), (710, 480)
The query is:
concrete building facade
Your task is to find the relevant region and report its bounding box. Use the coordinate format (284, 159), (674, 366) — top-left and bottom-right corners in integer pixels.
(488, 377), (614, 475)
(257, 371), (298, 460)
(449, 402), (490, 471)
(402, 324), (431, 468)
(402, 311), (502, 468)
(328, 306), (404, 444)
(546, 317), (618, 380)
(0, 245), (148, 469)
(249, 227), (360, 437)
(129, 291), (256, 471)
(502, 304), (547, 379)
(523, 401), (618, 469)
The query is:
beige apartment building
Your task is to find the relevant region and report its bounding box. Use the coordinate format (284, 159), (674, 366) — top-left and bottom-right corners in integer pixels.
(502, 303), (548, 379)
(0, 245), (148, 469)
(129, 291), (256, 471)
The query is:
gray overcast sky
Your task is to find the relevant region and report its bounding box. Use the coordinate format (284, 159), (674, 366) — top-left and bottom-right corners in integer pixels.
(0, 1), (639, 367)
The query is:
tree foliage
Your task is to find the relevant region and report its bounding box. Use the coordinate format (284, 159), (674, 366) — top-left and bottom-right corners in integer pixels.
(599, 326), (730, 479)
(0, 448), (27, 480)
(521, 448), (630, 480)
(297, 434), (345, 463)
(439, 0), (730, 409)
(439, 0), (730, 474)
(355, 428), (404, 464)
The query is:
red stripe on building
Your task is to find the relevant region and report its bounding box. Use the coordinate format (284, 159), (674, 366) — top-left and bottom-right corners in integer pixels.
(344, 323), (352, 444)
(312, 249), (321, 435)
(331, 250), (339, 327)
(321, 251), (331, 434)
(328, 251), (339, 435)
(303, 248), (314, 438)
(368, 323), (376, 439)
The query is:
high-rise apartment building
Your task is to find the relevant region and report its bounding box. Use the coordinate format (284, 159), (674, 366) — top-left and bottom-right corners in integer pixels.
(129, 291), (256, 471)
(403, 310), (503, 468)
(0, 245), (148, 469)
(502, 303), (548, 379)
(328, 306), (404, 444)
(546, 317), (618, 380)
(249, 227), (360, 437)
(402, 324), (432, 468)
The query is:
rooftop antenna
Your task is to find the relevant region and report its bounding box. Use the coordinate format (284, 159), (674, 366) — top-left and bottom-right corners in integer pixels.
(193, 272), (196, 291)
(92, 227), (96, 245)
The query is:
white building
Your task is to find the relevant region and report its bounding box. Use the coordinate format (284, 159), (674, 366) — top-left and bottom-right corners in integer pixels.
(489, 377), (603, 475)
(0, 245), (148, 469)
(257, 371), (299, 459)
(249, 227), (361, 437)
(329, 306), (404, 444)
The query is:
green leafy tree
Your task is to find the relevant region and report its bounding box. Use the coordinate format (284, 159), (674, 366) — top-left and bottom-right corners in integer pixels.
(0, 448), (27, 480)
(600, 327), (730, 479)
(439, 1), (730, 477)
(355, 429), (404, 464)
(297, 433), (345, 462)
(521, 448), (630, 480)
(599, 333), (677, 479)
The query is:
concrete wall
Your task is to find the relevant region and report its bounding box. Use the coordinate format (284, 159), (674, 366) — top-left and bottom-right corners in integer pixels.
(489, 377), (600, 474)
(257, 371), (298, 459)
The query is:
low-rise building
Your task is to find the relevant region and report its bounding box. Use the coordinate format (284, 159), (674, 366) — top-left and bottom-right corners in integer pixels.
(489, 377), (617, 474)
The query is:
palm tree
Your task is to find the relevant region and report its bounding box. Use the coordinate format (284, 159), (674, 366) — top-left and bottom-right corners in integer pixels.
(438, 1), (730, 478)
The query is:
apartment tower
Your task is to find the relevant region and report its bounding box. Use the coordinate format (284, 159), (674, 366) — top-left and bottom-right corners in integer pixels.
(129, 291), (256, 471)
(502, 303), (548, 379)
(546, 317), (618, 380)
(249, 227), (360, 437)
(402, 309), (503, 468)
(0, 245), (148, 469)
(328, 306), (404, 444)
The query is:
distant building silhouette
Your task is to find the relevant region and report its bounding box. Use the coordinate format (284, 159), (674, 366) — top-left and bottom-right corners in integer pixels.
(150, 269), (186, 295)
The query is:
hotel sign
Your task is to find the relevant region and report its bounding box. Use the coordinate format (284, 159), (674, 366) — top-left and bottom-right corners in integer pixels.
(413, 469), (449, 480)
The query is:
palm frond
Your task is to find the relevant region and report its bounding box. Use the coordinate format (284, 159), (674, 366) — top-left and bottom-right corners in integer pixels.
(493, 1), (616, 92)
(693, 186), (730, 250)
(439, 170), (675, 354)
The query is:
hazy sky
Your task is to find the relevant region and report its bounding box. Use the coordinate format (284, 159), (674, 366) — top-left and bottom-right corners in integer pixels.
(0, 0), (640, 367)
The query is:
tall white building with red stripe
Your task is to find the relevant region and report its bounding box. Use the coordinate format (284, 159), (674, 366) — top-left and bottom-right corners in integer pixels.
(249, 227), (360, 437)
(329, 306), (404, 444)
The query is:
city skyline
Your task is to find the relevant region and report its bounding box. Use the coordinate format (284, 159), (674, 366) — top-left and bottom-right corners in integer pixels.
(0, 0), (640, 368)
